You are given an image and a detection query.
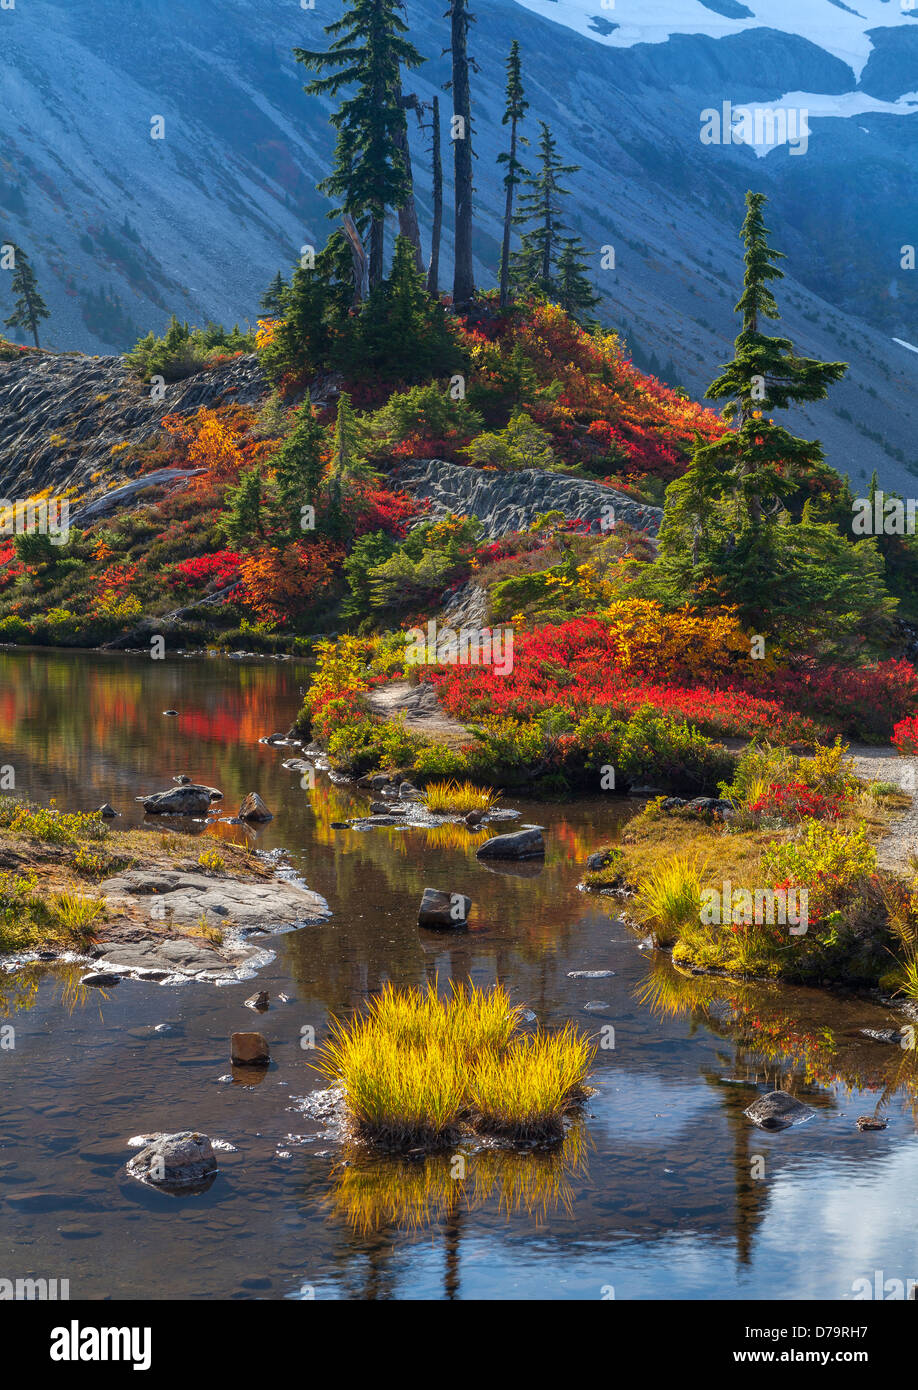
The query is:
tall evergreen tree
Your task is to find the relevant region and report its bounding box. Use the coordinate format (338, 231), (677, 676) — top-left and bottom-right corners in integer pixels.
(511, 123), (578, 298)
(555, 237), (599, 324)
(448, 0), (476, 308)
(647, 192), (861, 647)
(3, 244), (50, 348)
(295, 2), (425, 289)
(260, 271), (287, 316)
(271, 399), (326, 539)
(497, 40), (528, 310)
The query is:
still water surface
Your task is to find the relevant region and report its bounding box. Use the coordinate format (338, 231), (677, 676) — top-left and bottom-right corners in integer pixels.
(0, 648), (916, 1300)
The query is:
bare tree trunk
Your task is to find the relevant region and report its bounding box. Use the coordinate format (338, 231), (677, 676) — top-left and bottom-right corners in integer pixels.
(450, 1), (475, 309)
(369, 214), (384, 290)
(427, 95), (442, 297)
(498, 113), (518, 309)
(393, 84), (424, 274)
(342, 215), (370, 305)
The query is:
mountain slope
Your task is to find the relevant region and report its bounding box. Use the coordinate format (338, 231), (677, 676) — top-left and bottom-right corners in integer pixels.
(1, 0), (916, 492)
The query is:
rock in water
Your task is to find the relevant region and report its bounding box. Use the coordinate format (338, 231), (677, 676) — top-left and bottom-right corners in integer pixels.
(96, 803), (118, 818)
(464, 810), (485, 828)
(126, 1131), (217, 1191)
(418, 888), (471, 929)
(744, 1091), (815, 1131)
(856, 1115), (888, 1131)
(244, 991), (270, 1012)
(140, 785), (216, 816)
(231, 1031), (270, 1066)
(163, 710), (179, 716)
(239, 792), (273, 823)
(476, 828), (545, 861)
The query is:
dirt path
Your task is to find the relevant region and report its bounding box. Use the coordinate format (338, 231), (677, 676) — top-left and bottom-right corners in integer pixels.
(365, 681), (471, 749)
(846, 744), (918, 872)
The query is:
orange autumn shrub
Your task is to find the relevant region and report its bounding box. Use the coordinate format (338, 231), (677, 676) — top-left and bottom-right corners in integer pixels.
(238, 539), (343, 625)
(600, 599), (751, 680)
(162, 407), (247, 482)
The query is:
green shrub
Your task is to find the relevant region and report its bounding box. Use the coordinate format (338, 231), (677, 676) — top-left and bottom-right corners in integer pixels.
(0, 614), (30, 643)
(466, 409), (558, 471)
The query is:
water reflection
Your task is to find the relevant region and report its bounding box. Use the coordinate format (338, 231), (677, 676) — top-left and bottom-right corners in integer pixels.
(327, 1123), (590, 1236)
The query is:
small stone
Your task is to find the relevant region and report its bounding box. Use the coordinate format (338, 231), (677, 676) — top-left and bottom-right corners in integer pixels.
(567, 969), (615, 979)
(464, 810), (485, 828)
(418, 887), (471, 929)
(239, 792), (273, 823)
(856, 1115), (888, 1131)
(231, 1031), (270, 1066)
(96, 803), (118, 818)
(163, 710), (179, 716)
(245, 991), (270, 1012)
(173, 774), (192, 785)
(81, 971), (121, 987)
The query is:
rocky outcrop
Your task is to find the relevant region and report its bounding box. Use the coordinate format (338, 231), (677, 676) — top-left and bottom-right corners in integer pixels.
(0, 352), (265, 502)
(392, 458), (662, 540)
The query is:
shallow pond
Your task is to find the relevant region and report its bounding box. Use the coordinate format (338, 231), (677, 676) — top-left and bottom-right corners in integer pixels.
(0, 647), (916, 1300)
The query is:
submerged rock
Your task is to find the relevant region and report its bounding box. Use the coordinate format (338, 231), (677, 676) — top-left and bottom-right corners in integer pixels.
(126, 1131), (218, 1192)
(476, 828), (545, 861)
(859, 1028), (904, 1046)
(418, 887), (471, 929)
(744, 1091), (815, 1131)
(231, 1031), (270, 1066)
(856, 1115), (888, 1131)
(239, 792), (273, 822)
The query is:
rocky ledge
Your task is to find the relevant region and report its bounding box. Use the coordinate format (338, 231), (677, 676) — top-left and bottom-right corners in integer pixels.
(391, 457), (663, 539)
(79, 868), (330, 985)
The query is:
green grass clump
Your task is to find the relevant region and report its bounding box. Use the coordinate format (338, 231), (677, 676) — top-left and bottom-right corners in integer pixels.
(422, 780), (501, 815)
(634, 853), (706, 946)
(316, 981), (594, 1149)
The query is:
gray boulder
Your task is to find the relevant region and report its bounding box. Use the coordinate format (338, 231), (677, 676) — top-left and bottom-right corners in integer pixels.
(476, 828), (545, 861)
(418, 887), (471, 928)
(140, 785), (217, 815)
(126, 1131), (218, 1191)
(744, 1091), (815, 1131)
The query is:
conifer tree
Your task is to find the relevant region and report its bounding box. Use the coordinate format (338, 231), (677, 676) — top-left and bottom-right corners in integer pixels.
(498, 40), (528, 310)
(556, 237), (599, 324)
(646, 192), (870, 649)
(260, 271), (287, 316)
(698, 190), (847, 525)
(511, 123), (578, 298)
(271, 399), (326, 539)
(223, 465), (264, 545)
(3, 244), (50, 348)
(449, 0), (476, 308)
(325, 392), (376, 535)
(295, 2), (425, 289)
